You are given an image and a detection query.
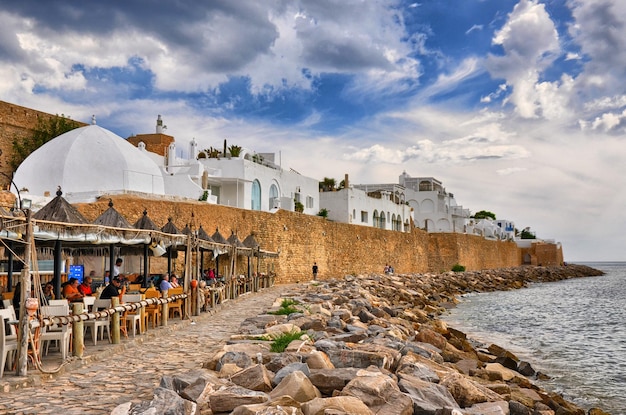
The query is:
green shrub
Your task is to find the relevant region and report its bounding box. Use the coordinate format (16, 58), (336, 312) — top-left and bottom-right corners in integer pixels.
(268, 298), (300, 315)
(270, 331), (305, 353)
(451, 264), (466, 272)
(268, 306), (299, 315)
(280, 298), (300, 307)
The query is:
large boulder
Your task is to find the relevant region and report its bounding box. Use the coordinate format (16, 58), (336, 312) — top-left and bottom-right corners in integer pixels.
(120, 387), (196, 415)
(269, 370), (322, 403)
(308, 368), (360, 396)
(230, 363), (274, 392)
(440, 371), (503, 408)
(341, 371), (413, 415)
(208, 385), (269, 413)
(301, 396), (374, 415)
(397, 373), (461, 415)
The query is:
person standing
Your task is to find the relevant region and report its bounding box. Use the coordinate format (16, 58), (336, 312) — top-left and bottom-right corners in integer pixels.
(312, 262), (319, 280)
(113, 258), (124, 280)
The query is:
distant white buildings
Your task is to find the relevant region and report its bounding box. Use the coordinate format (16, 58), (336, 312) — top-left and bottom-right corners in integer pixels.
(13, 114), (519, 241)
(318, 171), (521, 241)
(319, 175), (412, 232)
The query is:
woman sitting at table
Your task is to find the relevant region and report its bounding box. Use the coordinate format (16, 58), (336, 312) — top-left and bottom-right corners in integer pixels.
(62, 278), (84, 302)
(170, 275), (180, 288)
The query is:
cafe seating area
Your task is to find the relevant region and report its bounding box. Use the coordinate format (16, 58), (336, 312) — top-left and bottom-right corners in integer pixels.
(0, 272), (275, 378)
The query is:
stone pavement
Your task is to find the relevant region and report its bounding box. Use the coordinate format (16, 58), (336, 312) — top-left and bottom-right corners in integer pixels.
(0, 284), (299, 415)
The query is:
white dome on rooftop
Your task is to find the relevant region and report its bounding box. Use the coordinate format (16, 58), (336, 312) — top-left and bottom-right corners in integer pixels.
(13, 124), (165, 200)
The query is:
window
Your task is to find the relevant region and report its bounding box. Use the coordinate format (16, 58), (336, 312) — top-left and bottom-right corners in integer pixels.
(251, 179), (261, 210)
(361, 211), (368, 223)
(269, 183), (279, 208)
(306, 196), (314, 209)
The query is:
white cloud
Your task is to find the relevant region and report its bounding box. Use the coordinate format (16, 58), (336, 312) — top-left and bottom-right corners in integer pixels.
(496, 167), (527, 175)
(485, 0), (561, 118)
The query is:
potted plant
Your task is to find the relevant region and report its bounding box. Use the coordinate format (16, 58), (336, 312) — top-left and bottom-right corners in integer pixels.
(228, 144), (242, 158)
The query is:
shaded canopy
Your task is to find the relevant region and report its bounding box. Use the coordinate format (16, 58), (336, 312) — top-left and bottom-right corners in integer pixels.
(32, 188), (88, 225)
(134, 209), (160, 231)
(243, 232), (279, 258)
(211, 228), (228, 245)
(161, 217), (180, 235)
(93, 199), (131, 228)
(197, 225), (215, 243)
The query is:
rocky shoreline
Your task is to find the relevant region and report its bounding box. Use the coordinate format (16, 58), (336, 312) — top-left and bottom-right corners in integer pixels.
(113, 264), (610, 415)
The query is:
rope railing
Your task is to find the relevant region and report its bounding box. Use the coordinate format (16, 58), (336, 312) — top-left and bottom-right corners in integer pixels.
(39, 294), (187, 327)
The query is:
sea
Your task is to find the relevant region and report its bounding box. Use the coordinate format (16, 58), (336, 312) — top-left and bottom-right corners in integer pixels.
(441, 262), (625, 414)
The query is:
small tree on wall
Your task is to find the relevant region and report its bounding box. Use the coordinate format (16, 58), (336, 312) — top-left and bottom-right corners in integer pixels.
(472, 210), (496, 220)
(11, 114), (80, 170)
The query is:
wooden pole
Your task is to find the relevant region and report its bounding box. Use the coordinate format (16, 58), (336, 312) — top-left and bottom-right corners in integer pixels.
(184, 235), (192, 319)
(111, 296), (121, 344)
(72, 302), (84, 358)
(161, 290), (168, 327)
(16, 209), (32, 376)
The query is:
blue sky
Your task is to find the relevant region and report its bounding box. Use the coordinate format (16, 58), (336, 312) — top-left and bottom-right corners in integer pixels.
(1, 0), (626, 261)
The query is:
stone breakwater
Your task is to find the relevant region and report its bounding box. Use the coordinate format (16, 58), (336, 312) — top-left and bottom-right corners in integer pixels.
(113, 264), (610, 415)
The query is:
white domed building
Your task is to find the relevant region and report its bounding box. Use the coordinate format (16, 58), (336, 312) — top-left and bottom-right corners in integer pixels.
(13, 117), (166, 203)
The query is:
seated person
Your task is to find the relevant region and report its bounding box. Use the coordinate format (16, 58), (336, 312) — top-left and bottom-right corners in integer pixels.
(62, 278), (84, 302)
(78, 276), (93, 296)
(43, 283), (55, 302)
(99, 277), (126, 300)
(159, 273), (172, 292)
(170, 275), (180, 288)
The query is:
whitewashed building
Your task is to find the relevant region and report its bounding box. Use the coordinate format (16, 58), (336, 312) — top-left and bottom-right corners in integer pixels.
(319, 175), (412, 232)
(13, 115), (320, 215)
(347, 172), (471, 233)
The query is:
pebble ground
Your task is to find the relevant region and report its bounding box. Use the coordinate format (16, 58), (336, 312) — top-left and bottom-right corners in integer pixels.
(0, 284), (299, 415)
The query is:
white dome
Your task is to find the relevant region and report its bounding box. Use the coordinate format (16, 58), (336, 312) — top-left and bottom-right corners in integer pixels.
(14, 124), (165, 200)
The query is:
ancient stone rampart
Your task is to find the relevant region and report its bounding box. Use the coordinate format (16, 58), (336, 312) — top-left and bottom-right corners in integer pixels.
(75, 195), (521, 283)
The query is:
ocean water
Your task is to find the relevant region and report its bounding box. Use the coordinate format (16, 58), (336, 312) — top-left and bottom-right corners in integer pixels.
(441, 262), (625, 414)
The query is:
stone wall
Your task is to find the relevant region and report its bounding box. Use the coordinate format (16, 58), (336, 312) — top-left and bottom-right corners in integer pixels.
(74, 195), (521, 283)
(126, 133), (174, 156)
(0, 100), (86, 187)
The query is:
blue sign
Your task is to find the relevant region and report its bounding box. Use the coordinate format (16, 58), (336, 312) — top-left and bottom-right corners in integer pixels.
(69, 264), (84, 283)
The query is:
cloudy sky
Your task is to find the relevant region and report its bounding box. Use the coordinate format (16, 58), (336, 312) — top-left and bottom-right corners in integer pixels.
(1, 0), (625, 261)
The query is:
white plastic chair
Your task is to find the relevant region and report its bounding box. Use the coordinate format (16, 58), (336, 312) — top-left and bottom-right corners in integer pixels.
(121, 294), (142, 337)
(40, 304), (72, 359)
(48, 299), (69, 307)
(83, 296), (96, 312)
(84, 299), (111, 345)
(0, 309), (18, 377)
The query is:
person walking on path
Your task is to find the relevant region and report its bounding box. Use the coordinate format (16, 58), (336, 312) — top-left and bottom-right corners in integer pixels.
(312, 262), (319, 280)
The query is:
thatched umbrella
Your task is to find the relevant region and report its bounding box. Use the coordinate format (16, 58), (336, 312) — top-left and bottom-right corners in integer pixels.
(133, 209), (162, 286)
(93, 199), (133, 285)
(211, 228), (229, 277)
(196, 225), (217, 274)
(32, 188), (89, 296)
(161, 218), (181, 276)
